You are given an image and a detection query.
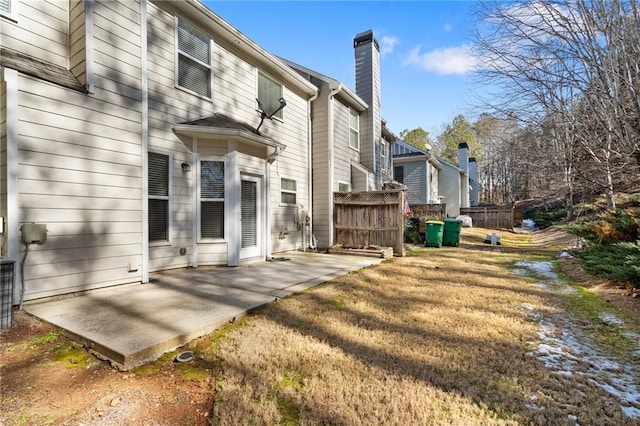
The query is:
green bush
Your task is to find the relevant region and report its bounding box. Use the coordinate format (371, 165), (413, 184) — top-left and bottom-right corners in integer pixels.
(574, 241), (640, 288)
(567, 210), (639, 245)
(528, 207), (566, 229)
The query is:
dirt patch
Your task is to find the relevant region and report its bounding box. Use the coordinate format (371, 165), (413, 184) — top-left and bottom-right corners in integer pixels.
(1, 311), (215, 425)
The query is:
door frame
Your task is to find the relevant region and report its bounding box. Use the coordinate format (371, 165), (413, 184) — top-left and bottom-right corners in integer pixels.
(239, 174), (263, 260)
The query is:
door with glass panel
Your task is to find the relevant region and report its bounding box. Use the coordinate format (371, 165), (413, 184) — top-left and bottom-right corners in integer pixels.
(240, 175), (262, 259)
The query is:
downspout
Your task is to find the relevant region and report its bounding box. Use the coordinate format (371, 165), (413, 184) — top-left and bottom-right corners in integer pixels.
(4, 68), (20, 305)
(306, 89), (319, 250)
(140, 0), (149, 283)
(327, 84), (343, 248)
(265, 144), (286, 260)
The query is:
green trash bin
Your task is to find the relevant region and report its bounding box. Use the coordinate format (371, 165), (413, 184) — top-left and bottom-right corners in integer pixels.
(425, 220), (445, 248)
(443, 218), (463, 247)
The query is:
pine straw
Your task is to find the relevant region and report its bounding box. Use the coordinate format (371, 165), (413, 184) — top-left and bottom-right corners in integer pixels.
(211, 229), (637, 425)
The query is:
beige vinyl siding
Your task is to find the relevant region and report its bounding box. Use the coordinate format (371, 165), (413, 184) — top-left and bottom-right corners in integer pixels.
(68, 0), (87, 86)
(267, 87), (310, 254)
(0, 0), (68, 67)
(402, 161), (427, 204)
(17, 76), (143, 300)
(147, 3), (197, 271)
(333, 100), (360, 187)
(311, 83), (330, 249)
(438, 162), (461, 217)
(1, 79), (6, 256)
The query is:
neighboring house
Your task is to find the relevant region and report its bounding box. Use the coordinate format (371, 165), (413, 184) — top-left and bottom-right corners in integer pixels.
(1, 0), (317, 303)
(392, 140), (441, 205)
(284, 29), (396, 249)
(393, 142), (479, 217)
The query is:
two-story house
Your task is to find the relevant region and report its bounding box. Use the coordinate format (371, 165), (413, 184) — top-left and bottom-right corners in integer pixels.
(1, 0), (317, 304)
(285, 30), (396, 250)
(392, 141), (480, 217)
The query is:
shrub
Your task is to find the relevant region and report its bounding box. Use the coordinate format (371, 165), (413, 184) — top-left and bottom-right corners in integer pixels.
(574, 241), (640, 288)
(566, 209), (639, 245)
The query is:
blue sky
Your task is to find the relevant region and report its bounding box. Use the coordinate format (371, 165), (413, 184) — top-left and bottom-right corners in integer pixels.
(205, 1), (481, 138)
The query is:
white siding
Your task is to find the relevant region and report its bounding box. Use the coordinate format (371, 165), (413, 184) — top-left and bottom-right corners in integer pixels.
(438, 163), (461, 217)
(17, 76), (143, 300)
(1, 78), (6, 256)
(402, 161), (427, 204)
(0, 0), (69, 67)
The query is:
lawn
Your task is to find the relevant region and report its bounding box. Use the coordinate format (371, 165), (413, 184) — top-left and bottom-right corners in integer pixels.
(209, 228), (640, 425)
(2, 227), (638, 425)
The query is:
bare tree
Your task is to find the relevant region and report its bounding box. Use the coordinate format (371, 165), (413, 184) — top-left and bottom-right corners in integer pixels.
(472, 0), (640, 211)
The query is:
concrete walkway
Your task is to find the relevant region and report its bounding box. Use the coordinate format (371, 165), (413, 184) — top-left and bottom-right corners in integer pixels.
(24, 252), (384, 369)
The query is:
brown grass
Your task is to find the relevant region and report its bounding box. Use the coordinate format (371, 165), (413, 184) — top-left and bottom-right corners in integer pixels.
(210, 228), (638, 425)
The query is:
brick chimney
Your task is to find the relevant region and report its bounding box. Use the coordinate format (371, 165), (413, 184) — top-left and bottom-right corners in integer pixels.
(354, 30), (382, 188)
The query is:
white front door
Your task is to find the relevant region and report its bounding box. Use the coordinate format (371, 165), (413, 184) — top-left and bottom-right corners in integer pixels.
(240, 175), (262, 259)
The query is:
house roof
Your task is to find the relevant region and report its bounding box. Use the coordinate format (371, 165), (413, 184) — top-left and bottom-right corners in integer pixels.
(0, 47), (87, 93)
(174, 1), (317, 98)
(381, 119), (398, 143)
(280, 57), (368, 111)
(172, 113), (286, 162)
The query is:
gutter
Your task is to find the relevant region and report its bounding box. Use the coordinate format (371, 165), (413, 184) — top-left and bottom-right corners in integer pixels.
(327, 83), (343, 247)
(178, 0), (317, 97)
(307, 89), (319, 250)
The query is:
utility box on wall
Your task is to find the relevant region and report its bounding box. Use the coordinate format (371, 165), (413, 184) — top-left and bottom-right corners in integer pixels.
(20, 223), (48, 245)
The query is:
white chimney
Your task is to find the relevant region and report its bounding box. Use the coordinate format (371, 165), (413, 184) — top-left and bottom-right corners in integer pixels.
(458, 142), (469, 174)
(458, 143), (470, 208)
(468, 157), (477, 181)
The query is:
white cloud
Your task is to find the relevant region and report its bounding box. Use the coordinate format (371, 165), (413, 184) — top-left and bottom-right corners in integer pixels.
(380, 35), (399, 58)
(403, 44), (477, 75)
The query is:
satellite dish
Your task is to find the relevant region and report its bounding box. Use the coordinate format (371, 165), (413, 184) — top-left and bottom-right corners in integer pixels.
(255, 97), (287, 134)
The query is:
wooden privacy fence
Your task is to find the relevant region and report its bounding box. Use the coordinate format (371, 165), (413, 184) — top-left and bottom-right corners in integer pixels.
(334, 190), (405, 256)
(460, 207), (514, 229)
(409, 203), (447, 221)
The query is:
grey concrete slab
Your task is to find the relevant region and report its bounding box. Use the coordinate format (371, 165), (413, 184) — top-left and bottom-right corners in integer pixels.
(24, 252), (384, 369)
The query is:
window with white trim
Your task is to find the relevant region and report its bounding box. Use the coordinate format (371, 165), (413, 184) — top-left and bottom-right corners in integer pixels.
(258, 71), (284, 120)
(280, 178), (297, 205)
(200, 160), (225, 239)
(148, 152), (170, 243)
(177, 17), (211, 98)
(0, 0), (17, 20)
(338, 181), (351, 192)
(349, 108), (359, 150)
(380, 140), (389, 171)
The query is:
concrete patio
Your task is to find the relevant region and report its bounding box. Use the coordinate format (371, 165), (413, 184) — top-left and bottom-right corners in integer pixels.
(24, 252), (385, 370)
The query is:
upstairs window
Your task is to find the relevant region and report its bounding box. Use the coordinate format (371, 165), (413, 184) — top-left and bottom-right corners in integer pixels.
(177, 18), (211, 98)
(0, 0), (17, 19)
(148, 152), (170, 242)
(349, 108), (359, 150)
(258, 71), (283, 120)
(280, 178), (297, 205)
(394, 165), (404, 184)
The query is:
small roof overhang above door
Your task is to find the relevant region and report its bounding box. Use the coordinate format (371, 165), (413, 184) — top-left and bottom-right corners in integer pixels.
(173, 113), (286, 163)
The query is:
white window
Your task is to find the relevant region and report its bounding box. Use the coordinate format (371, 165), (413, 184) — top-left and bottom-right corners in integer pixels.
(349, 108), (359, 150)
(0, 0), (18, 20)
(177, 18), (211, 98)
(280, 178), (297, 205)
(338, 181), (351, 192)
(148, 151), (171, 243)
(380, 141), (389, 172)
(200, 160), (225, 240)
(258, 71), (284, 120)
